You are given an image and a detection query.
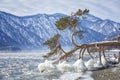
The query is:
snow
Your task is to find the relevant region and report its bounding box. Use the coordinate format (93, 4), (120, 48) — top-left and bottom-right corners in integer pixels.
(0, 50), (120, 80)
(0, 11), (120, 50)
(59, 72), (93, 80)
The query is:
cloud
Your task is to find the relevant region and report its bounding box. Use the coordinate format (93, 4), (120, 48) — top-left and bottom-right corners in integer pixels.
(0, 0), (120, 22)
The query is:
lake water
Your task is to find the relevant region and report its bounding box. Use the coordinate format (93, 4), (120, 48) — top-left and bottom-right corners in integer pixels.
(0, 50), (119, 80)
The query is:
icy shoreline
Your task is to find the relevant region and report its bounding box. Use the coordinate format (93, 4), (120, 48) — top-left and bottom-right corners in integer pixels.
(0, 50), (120, 80)
(92, 66), (120, 80)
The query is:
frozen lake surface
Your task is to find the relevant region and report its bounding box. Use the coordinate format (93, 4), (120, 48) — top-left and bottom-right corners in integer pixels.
(0, 50), (119, 80)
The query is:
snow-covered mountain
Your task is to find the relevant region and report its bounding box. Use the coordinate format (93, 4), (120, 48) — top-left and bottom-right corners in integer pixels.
(0, 11), (120, 50)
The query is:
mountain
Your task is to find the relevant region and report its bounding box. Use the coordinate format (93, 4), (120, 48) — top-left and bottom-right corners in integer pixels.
(0, 11), (120, 51)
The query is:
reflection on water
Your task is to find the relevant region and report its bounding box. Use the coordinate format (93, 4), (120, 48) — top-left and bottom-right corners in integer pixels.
(0, 52), (93, 80)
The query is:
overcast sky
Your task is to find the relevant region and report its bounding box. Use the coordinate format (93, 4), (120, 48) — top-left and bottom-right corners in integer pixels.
(0, 0), (120, 22)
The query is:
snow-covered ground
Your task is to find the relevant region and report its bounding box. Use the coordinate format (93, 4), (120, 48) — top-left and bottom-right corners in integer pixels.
(0, 50), (119, 80)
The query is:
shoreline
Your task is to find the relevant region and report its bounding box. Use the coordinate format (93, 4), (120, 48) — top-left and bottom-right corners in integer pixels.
(92, 66), (120, 80)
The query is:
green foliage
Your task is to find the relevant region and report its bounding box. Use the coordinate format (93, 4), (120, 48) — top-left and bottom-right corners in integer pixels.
(82, 9), (89, 14)
(74, 9), (89, 16)
(42, 45), (60, 58)
(55, 9), (89, 31)
(74, 9), (82, 16)
(73, 30), (84, 40)
(70, 19), (78, 27)
(42, 45), (64, 58)
(43, 34), (60, 50)
(55, 16), (70, 30)
(43, 9), (89, 58)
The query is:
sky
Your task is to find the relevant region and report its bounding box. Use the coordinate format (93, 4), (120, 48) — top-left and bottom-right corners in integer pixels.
(0, 0), (120, 22)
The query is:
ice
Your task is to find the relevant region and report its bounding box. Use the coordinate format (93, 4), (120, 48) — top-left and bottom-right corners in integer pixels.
(0, 50), (120, 80)
(59, 71), (93, 80)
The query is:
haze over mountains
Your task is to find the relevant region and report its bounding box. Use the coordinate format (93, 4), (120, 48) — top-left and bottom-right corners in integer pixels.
(0, 11), (120, 51)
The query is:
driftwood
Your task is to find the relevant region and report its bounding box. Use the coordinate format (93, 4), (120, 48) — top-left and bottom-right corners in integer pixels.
(54, 41), (120, 63)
